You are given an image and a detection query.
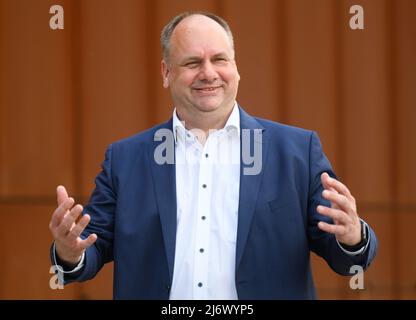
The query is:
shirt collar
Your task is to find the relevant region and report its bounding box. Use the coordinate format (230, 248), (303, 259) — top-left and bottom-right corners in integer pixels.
(172, 102), (240, 144)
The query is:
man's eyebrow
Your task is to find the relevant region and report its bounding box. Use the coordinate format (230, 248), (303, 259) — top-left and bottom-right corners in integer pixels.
(212, 53), (229, 59)
(180, 52), (230, 64)
(180, 56), (202, 64)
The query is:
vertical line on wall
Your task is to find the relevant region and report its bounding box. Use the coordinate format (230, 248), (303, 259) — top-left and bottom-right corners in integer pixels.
(334, 1), (346, 185)
(69, 0), (84, 299)
(0, 0), (5, 297)
(386, 0), (400, 299)
(70, 0), (83, 200)
(0, 0), (5, 196)
(277, 0), (288, 124)
(334, 0), (349, 300)
(145, 0), (158, 127)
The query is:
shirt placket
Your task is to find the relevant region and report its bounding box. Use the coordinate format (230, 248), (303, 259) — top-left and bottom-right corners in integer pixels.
(192, 135), (214, 299)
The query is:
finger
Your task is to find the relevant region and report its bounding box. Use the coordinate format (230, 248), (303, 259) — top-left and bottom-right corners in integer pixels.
(67, 214), (91, 241)
(321, 173), (352, 199)
(79, 233), (98, 250)
(318, 221), (346, 236)
(321, 172), (332, 190)
(50, 197), (75, 229)
(317, 205), (350, 225)
(321, 173), (338, 195)
(57, 204), (83, 237)
(322, 190), (355, 215)
(57, 185), (69, 206)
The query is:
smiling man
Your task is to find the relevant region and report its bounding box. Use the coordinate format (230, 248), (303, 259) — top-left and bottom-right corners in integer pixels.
(49, 12), (377, 299)
(161, 13), (240, 135)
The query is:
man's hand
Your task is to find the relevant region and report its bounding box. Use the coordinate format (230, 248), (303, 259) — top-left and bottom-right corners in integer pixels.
(49, 186), (97, 266)
(317, 172), (362, 246)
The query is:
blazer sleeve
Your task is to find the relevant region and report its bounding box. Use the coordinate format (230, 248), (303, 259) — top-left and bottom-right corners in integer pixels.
(307, 131), (378, 275)
(60, 144), (117, 284)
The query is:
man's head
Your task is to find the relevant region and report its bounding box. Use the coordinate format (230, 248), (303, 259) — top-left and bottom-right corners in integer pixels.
(160, 12), (240, 121)
(161, 12), (235, 63)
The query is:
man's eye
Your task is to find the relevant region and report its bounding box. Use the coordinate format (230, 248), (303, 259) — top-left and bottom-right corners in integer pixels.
(214, 58), (227, 63)
(185, 62), (199, 68)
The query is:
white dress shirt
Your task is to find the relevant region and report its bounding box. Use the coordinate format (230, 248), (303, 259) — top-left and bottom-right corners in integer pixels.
(169, 103), (241, 300)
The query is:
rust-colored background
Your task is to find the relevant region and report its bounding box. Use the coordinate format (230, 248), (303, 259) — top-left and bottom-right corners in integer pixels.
(0, 0), (415, 299)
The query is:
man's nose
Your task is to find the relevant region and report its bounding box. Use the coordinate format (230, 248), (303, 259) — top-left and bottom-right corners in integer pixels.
(198, 61), (218, 82)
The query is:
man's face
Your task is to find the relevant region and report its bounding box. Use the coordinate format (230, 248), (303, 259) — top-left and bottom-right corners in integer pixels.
(161, 15), (240, 116)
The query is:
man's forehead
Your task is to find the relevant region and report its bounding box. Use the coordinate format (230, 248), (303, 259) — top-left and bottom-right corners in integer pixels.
(166, 14), (234, 62)
(172, 14), (229, 42)
(176, 14), (224, 32)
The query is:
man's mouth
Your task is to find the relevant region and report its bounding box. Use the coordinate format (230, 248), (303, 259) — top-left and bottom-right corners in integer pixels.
(193, 86), (222, 92)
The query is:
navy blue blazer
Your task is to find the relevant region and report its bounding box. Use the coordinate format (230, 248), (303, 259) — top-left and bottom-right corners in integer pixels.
(59, 107), (377, 299)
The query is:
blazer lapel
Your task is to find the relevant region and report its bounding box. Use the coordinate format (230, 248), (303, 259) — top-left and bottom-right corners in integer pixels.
(236, 107), (269, 270)
(148, 119), (177, 284)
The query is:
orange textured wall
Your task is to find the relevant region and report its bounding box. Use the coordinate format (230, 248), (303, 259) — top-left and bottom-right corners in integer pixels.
(0, 0), (415, 299)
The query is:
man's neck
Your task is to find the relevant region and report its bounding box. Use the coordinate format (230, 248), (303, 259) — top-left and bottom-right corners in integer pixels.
(176, 104), (235, 137)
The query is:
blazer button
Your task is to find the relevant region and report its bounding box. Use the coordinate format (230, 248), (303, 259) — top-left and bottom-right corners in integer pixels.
(166, 285), (171, 293)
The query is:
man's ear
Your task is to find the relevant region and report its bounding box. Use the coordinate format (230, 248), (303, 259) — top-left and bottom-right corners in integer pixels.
(161, 60), (170, 88)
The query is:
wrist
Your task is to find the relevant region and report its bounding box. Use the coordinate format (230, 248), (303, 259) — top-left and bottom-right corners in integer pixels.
(340, 220), (368, 251)
(55, 245), (82, 268)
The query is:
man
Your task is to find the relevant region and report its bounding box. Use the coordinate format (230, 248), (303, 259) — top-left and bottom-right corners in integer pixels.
(49, 12), (377, 299)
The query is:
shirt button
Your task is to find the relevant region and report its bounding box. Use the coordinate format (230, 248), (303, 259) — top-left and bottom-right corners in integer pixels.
(205, 153), (209, 158)
(198, 282), (203, 287)
(199, 248), (204, 253)
(201, 216), (206, 220)
(202, 184), (207, 188)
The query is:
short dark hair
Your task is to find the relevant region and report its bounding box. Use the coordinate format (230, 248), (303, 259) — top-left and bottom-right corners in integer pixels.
(160, 11), (234, 62)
